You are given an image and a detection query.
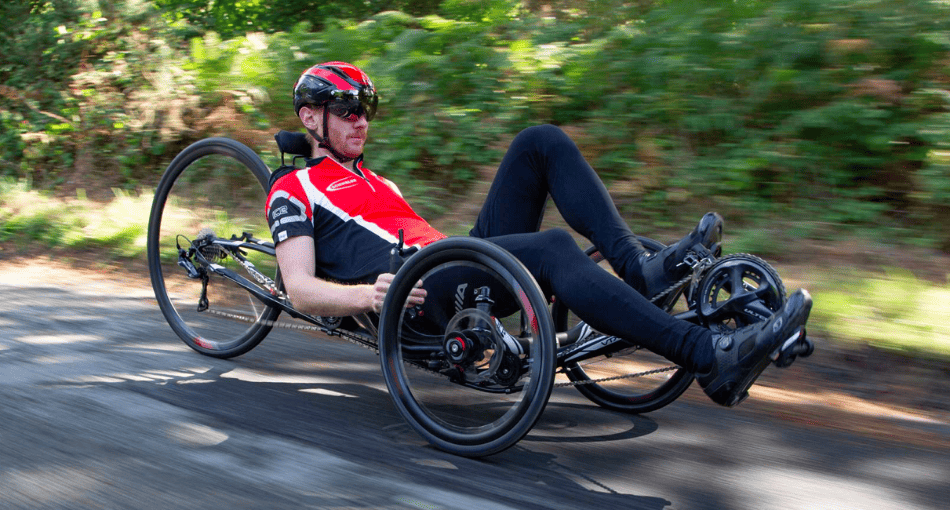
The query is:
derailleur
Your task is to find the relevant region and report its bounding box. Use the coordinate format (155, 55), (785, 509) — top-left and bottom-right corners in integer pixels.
(176, 246), (210, 312)
(176, 230), (225, 279)
(175, 233), (220, 313)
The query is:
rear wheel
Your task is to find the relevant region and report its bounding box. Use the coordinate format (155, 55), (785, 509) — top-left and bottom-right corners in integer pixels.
(146, 137), (280, 358)
(551, 238), (694, 414)
(378, 237), (557, 457)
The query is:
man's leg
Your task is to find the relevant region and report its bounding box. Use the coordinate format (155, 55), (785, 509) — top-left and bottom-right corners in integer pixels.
(470, 124), (721, 299)
(488, 229), (713, 374)
(470, 125), (642, 280)
(488, 228), (813, 408)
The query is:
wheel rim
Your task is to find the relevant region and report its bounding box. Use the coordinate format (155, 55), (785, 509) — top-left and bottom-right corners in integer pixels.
(552, 240), (692, 412)
(380, 239), (555, 456)
(147, 139), (279, 355)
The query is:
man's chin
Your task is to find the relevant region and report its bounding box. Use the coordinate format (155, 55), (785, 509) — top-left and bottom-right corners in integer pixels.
(343, 146), (364, 160)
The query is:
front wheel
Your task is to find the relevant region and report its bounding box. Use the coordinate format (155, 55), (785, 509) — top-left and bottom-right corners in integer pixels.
(552, 239), (694, 414)
(146, 137), (280, 358)
(378, 237), (557, 457)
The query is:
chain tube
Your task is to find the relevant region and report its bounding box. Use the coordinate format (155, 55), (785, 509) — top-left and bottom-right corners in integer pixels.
(202, 308), (380, 353)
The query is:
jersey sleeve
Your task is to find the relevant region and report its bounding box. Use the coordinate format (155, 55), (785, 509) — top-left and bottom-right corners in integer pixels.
(265, 181), (312, 245)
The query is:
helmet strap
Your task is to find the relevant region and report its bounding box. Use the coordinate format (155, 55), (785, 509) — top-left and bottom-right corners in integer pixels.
(307, 107), (353, 164)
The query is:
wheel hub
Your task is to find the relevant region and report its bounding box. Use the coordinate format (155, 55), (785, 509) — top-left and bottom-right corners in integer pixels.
(442, 308), (509, 384)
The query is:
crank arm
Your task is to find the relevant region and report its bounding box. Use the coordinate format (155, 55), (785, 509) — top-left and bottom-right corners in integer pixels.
(699, 284), (776, 325)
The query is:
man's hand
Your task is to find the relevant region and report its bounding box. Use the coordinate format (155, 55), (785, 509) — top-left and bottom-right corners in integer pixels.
(372, 273), (426, 314)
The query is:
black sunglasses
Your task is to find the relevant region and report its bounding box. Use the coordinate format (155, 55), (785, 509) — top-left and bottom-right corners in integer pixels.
(325, 89), (378, 121)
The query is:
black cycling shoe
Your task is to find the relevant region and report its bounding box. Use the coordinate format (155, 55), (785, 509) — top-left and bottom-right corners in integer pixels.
(639, 212), (723, 300)
(696, 289), (813, 407)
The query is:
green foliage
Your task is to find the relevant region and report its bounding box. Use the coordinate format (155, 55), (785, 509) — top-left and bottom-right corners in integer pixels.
(532, 0), (950, 245)
(0, 0), (84, 99)
(0, 0), (277, 189)
(813, 269), (950, 359)
(0, 178), (148, 255)
(3, 0), (950, 250)
(153, 0), (446, 38)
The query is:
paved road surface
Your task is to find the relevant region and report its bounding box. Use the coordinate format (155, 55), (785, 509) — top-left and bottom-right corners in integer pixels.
(1, 263), (947, 509)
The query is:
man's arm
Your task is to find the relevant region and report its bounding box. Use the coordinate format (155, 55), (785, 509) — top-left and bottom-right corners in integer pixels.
(276, 235), (426, 316)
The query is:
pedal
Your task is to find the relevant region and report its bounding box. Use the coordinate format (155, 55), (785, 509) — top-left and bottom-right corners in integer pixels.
(772, 328), (813, 368)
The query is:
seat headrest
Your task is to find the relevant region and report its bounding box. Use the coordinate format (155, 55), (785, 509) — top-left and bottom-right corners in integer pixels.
(274, 130), (312, 156)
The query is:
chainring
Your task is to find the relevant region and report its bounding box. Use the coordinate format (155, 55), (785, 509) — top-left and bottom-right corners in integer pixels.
(689, 253), (786, 332)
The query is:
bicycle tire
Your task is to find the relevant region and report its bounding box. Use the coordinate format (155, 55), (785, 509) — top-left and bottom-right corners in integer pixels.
(147, 137), (281, 358)
(378, 237), (557, 457)
(552, 238), (694, 414)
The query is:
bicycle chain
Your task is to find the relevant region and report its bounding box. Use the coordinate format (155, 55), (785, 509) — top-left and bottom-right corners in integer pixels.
(203, 305), (685, 387)
(554, 365), (679, 388)
(201, 257), (709, 387)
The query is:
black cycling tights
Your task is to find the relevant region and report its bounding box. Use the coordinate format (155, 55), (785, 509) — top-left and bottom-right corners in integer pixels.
(470, 124), (645, 288)
(427, 125), (713, 373)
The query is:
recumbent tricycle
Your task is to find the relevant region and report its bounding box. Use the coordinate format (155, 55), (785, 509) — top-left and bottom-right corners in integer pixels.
(146, 134), (813, 457)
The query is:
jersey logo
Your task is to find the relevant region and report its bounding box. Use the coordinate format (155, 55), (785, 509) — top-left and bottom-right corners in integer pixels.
(327, 177), (359, 192)
(271, 205), (289, 218)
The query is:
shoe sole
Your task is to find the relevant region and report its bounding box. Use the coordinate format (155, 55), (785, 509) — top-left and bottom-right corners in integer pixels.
(697, 212), (723, 249)
(724, 327), (803, 406)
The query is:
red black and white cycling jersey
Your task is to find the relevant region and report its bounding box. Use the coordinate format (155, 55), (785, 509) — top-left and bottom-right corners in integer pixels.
(265, 156), (446, 283)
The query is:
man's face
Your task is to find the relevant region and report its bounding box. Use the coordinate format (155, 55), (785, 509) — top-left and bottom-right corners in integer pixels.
(325, 108), (369, 160)
(301, 104), (369, 161)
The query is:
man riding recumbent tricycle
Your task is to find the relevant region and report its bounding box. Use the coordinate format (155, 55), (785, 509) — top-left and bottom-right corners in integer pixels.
(147, 62), (814, 457)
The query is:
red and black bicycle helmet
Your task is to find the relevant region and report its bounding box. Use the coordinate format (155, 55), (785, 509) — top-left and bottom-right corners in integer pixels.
(292, 62), (378, 161)
(293, 61), (378, 119)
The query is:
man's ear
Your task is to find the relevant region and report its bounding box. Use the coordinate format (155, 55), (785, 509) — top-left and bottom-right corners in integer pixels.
(299, 105), (322, 131)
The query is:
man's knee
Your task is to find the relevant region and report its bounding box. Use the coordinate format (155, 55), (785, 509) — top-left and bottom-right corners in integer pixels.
(514, 124), (571, 150)
(535, 229), (585, 261)
(537, 227), (573, 244)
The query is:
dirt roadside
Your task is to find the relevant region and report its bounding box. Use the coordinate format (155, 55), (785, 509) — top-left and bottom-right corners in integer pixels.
(3, 255), (948, 451)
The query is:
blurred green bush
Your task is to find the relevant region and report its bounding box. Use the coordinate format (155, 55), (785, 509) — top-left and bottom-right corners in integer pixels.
(2, 0), (949, 250)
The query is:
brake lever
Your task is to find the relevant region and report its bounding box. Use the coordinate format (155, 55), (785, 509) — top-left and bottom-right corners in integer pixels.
(390, 228), (405, 274)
